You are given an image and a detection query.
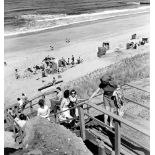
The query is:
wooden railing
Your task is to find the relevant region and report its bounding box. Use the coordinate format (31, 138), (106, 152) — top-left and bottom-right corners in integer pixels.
(51, 97), (149, 155)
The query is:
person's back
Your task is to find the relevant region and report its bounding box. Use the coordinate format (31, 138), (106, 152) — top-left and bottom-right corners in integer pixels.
(15, 119), (26, 128)
(15, 114), (27, 128)
(38, 105), (49, 118)
(99, 77), (117, 97)
(37, 99), (50, 121)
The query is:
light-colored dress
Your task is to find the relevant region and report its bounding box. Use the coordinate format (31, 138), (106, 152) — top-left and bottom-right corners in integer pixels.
(59, 98), (72, 121)
(37, 105), (50, 121)
(15, 118), (26, 128)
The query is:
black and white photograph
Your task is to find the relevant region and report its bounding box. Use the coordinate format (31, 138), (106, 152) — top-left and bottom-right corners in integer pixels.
(4, 0), (150, 154)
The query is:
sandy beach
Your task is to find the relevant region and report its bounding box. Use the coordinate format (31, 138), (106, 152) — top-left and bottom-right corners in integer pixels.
(4, 8), (150, 107)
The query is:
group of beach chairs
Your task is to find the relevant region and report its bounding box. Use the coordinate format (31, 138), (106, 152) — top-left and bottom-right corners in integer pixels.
(97, 42), (110, 57)
(97, 34), (149, 58)
(126, 34), (149, 50)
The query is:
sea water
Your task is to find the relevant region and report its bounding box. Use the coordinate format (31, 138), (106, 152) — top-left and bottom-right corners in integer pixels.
(4, 0), (150, 37)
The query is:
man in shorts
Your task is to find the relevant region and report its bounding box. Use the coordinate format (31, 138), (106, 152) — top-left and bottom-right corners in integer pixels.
(89, 76), (117, 128)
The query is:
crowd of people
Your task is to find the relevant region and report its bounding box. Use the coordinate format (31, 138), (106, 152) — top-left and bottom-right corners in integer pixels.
(6, 75), (124, 138)
(5, 87), (79, 130)
(5, 93), (29, 134)
(14, 55), (83, 80)
(49, 87), (79, 127)
(40, 55), (83, 81)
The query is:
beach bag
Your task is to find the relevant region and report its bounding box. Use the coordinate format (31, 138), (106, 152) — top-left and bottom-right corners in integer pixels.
(112, 88), (124, 117)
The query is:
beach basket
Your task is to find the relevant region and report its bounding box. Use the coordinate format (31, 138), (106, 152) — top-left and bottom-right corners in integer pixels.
(142, 38), (149, 43)
(97, 47), (106, 57)
(102, 42), (109, 50)
(126, 43), (131, 49)
(131, 34), (137, 40)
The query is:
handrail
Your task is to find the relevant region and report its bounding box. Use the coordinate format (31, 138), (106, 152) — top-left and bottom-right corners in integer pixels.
(123, 83), (150, 94)
(125, 97), (150, 110)
(85, 102), (150, 137)
(49, 99), (150, 154)
(49, 97), (149, 137)
(86, 111), (149, 151)
(5, 81), (150, 111)
(84, 113), (115, 134)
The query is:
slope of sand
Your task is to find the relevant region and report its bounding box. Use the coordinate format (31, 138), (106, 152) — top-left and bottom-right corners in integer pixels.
(4, 9), (149, 107)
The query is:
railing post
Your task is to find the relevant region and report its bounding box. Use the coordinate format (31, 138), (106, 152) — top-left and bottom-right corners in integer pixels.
(29, 101), (33, 115)
(54, 112), (58, 123)
(87, 105), (90, 114)
(78, 105), (86, 140)
(98, 141), (106, 155)
(115, 120), (121, 155)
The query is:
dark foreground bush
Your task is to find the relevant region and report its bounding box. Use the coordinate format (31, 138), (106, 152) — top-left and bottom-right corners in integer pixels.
(10, 116), (93, 155)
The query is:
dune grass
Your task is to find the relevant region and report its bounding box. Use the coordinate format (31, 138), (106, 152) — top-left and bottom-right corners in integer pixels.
(64, 52), (149, 99)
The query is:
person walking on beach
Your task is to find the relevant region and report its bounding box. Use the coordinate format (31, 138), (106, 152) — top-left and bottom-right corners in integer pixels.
(66, 38), (70, 43)
(50, 45), (54, 50)
(71, 55), (75, 65)
(21, 93), (29, 111)
(4, 61), (7, 66)
(67, 58), (70, 65)
(89, 76), (117, 128)
(37, 99), (50, 121)
(61, 57), (66, 67)
(52, 77), (56, 85)
(15, 69), (20, 79)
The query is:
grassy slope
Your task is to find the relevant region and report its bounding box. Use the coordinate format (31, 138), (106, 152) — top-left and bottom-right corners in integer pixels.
(64, 52), (149, 99)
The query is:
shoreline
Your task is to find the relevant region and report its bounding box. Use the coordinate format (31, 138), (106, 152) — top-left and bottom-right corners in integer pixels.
(4, 6), (149, 39)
